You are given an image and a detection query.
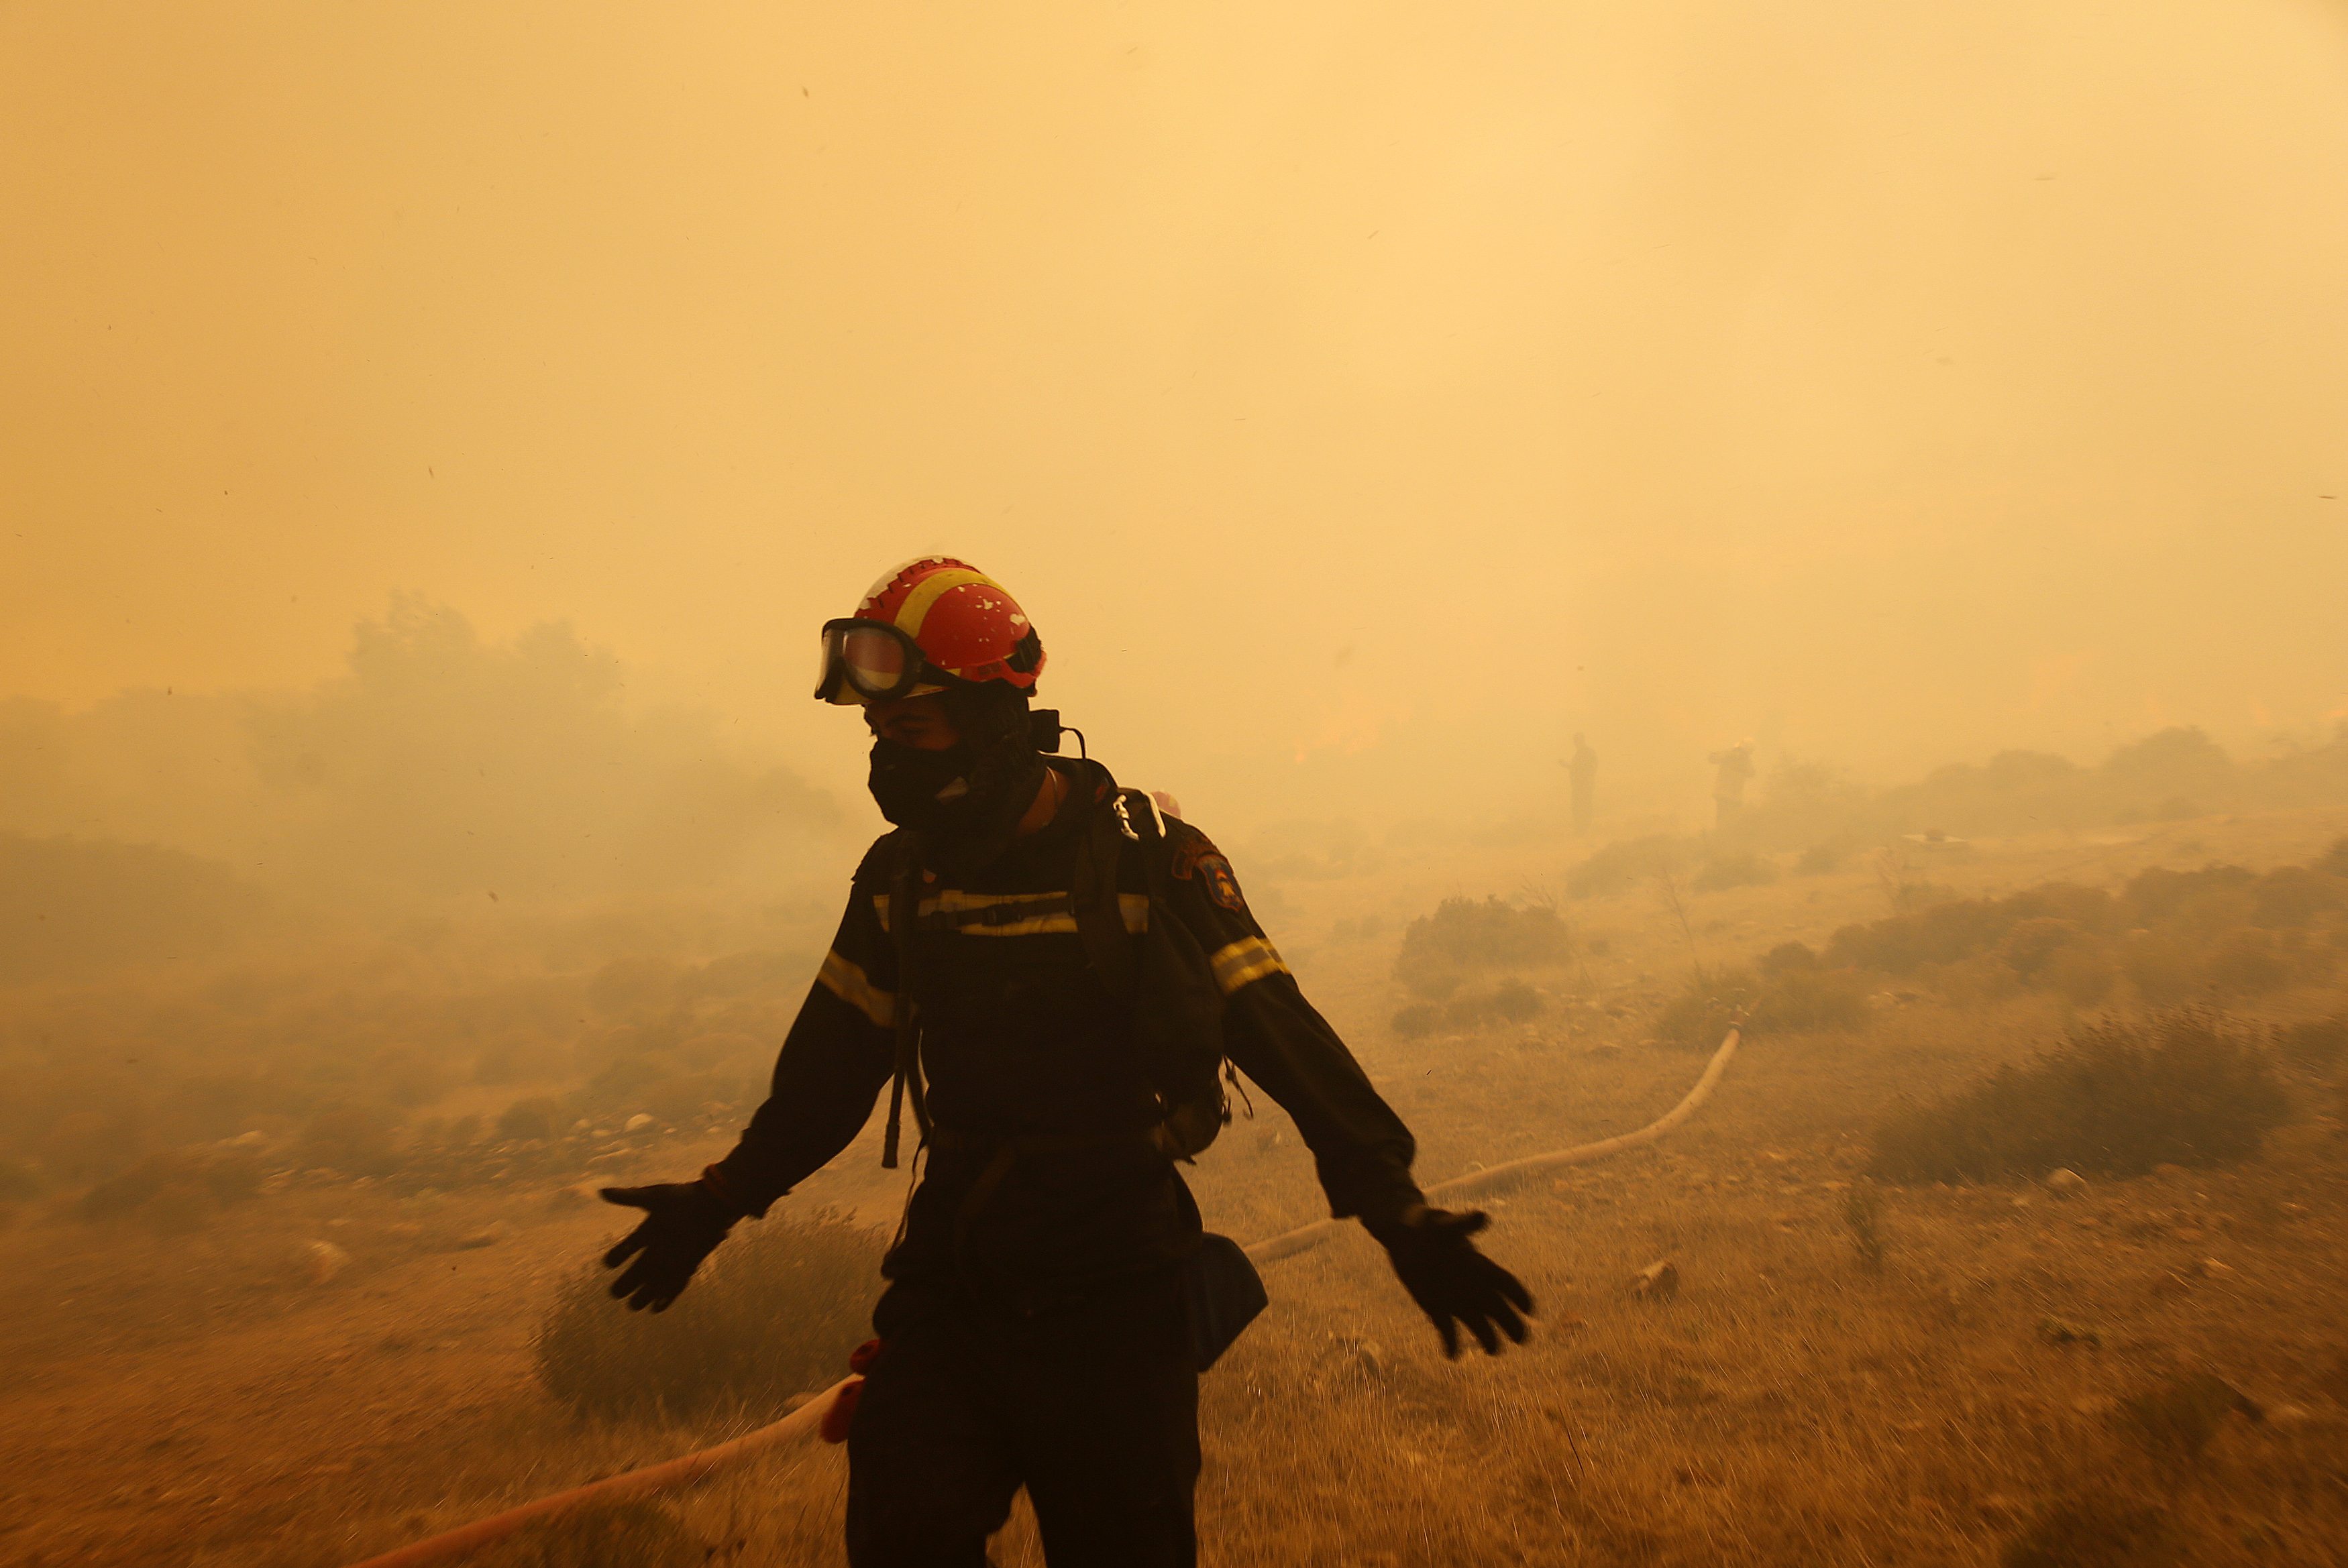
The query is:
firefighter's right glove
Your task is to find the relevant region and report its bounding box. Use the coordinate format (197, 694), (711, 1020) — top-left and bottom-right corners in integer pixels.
(1365, 1203), (1534, 1359)
(599, 1180), (737, 1312)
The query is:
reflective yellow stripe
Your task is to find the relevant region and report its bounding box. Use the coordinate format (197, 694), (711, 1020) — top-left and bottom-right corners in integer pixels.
(1209, 935), (1287, 996)
(872, 891), (1148, 936)
(894, 569), (1002, 638)
(817, 950), (895, 1028)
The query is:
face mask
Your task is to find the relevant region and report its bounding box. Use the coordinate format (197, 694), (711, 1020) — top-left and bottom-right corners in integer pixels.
(867, 739), (979, 835)
(866, 685), (1051, 873)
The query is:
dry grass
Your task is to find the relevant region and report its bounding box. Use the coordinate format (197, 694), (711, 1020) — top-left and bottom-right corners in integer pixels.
(535, 1207), (885, 1422)
(8, 805), (2348, 1566)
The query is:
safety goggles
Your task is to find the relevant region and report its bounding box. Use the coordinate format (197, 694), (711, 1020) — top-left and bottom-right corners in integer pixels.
(814, 618), (949, 706)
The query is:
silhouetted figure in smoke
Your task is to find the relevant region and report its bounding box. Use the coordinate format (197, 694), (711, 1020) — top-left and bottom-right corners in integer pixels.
(595, 558), (1532, 1568)
(1567, 732), (1597, 836)
(1709, 739), (1755, 828)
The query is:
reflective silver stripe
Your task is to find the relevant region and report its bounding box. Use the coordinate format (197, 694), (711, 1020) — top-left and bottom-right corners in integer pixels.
(1209, 935), (1287, 996)
(818, 949), (895, 1028)
(871, 891), (1148, 936)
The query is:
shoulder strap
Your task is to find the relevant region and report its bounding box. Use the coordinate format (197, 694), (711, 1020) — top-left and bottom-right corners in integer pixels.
(1071, 783), (1153, 1001)
(880, 832), (930, 1168)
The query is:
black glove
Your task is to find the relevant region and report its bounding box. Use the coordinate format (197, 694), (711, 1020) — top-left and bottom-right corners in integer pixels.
(599, 1180), (738, 1312)
(1366, 1203), (1534, 1359)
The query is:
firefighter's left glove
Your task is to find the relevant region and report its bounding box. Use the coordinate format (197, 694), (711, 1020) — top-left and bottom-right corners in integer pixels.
(599, 1180), (738, 1312)
(1366, 1203), (1534, 1359)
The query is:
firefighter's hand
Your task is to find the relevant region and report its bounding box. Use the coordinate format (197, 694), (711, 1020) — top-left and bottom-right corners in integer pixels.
(1366, 1204), (1534, 1359)
(599, 1180), (737, 1312)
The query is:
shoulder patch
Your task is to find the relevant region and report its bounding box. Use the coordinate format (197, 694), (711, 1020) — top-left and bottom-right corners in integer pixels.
(1166, 823), (1246, 911)
(1198, 853), (1246, 913)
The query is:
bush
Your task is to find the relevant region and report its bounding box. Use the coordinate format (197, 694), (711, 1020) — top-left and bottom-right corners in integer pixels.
(1868, 1011), (2289, 1184)
(1691, 851), (1778, 892)
(535, 1207), (887, 1421)
(1759, 968), (1870, 1033)
(0, 1158), (40, 1202)
(1391, 1003), (1442, 1039)
(1795, 841), (1851, 875)
(1652, 970), (1759, 1051)
(291, 1103), (400, 1176)
(1390, 980), (1545, 1038)
(76, 1146), (263, 1229)
(497, 1096), (564, 1142)
(2276, 1014), (2348, 1070)
(1565, 836), (1689, 899)
(1393, 896), (1570, 997)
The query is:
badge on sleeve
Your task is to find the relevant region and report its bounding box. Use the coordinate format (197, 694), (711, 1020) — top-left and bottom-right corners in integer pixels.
(1198, 853), (1246, 913)
(1171, 832), (1248, 913)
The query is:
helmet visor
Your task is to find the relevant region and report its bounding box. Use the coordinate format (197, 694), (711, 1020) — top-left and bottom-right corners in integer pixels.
(816, 618), (930, 705)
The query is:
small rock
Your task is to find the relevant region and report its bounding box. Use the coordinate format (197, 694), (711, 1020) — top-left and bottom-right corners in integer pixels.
(1632, 1259), (1679, 1302)
(2011, 1194), (2034, 1209)
(2280, 1202), (2308, 1217)
(623, 1113), (655, 1133)
(226, 1130), (268, 1148)
(305, 1241), (351, 1284)
(454, 1221), (509, 1250)
(2044, 1169), (2087, 1198)
(2196, 1257), (2235, 1281)
(1584, 1043), (1622, 1060)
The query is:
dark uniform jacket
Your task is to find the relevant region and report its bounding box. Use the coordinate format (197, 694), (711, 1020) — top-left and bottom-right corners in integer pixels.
(712, 760), (1424, 1308)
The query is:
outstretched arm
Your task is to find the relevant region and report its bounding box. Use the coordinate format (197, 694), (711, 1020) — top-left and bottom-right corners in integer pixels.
(1163, 824), (1534, 1357)
(601, 871), (898, 1310)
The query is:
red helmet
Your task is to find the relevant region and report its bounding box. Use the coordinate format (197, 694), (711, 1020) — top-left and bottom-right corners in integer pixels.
(814, 557), (1046, 705)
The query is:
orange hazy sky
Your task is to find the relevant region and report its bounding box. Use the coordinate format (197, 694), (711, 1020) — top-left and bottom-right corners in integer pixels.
(5, 0), (2345, 826)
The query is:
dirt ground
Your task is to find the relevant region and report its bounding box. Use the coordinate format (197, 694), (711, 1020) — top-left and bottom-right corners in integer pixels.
(5, 804), (2347, 1567)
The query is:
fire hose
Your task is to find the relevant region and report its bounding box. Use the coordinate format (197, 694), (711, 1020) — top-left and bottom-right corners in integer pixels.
(341, 1025), (1740, 1568)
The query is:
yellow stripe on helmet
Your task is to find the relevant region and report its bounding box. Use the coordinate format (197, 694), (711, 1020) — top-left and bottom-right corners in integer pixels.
(894, 569), (1004, 640)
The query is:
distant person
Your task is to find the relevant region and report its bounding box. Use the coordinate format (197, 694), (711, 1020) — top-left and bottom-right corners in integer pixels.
(1566, 732), (1597, 836)
(594, 557), (1530, 1567)
(1709, 739), (1754, 828)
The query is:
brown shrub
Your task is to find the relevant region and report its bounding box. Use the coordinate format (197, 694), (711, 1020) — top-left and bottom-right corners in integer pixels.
(1869, 1010), (2288, 1184)
(535, 1207), (886, 1422)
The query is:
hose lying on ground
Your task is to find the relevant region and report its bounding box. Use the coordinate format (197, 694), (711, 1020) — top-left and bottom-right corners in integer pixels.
(339, 1024), (1741, 1568)
(1246, 1024), (1742, 1262)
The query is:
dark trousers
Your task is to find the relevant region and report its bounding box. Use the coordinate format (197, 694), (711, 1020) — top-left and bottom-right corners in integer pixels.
(845, 1274), (1201, 1568)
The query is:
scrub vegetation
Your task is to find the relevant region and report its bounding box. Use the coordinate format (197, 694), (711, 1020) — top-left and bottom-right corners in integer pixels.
(535, 1209), (886, 1422)
(5, 752), (2348, 1568)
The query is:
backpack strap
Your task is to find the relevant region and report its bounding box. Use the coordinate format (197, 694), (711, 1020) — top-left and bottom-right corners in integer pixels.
(1071, 785), (1151, 1002)
(880, 834), (930, 1169)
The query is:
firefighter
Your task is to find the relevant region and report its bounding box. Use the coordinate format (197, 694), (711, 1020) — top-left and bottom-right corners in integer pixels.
(1709, 738), (1755, 828)
(1567, 732), (1598, 836)
(597, 558), (1532, 1567)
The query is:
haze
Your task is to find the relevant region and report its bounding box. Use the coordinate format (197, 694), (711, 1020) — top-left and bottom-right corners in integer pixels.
(5, 0), (2346, 850)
